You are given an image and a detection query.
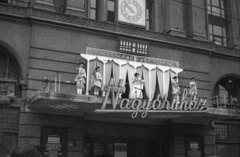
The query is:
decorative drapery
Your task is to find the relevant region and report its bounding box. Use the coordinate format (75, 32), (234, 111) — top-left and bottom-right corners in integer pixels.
(137, 65), (151, 99)
(88, 58), (103, 91)
(121, 63), (135, 93)
(156, 68), (164, 98)
(105, 60), (119, 86)
(150, 68), (157, 100)
(81, 54), (183, 99)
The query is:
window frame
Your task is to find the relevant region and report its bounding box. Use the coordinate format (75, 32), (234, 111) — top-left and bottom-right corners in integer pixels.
(107, 0), (116, 22)
(207, 0), (229, 47)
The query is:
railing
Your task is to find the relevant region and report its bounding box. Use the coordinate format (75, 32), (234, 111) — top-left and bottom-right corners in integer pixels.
(42, 73), (61, 93)
(210, 94), (240, 110)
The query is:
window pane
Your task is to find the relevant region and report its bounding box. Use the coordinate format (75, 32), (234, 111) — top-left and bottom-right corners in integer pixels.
(221, 9), (225, 18)
(222, 27), (226, 37)
(207, 6), (211, 14)
(146, 21), (150, 30)
(212, 0), (219, 7)
(91, 0), (96, 8)
(207, 0), (210, 5)
(108, 0), (114, 11)
(146, 9), (149, 19)
(223, 38), (227, 46)
(90, 9), (96, 19)
(220, 0), (224, 9)
(209, 24), (213, 34)
(209, 35), (213, 41)
(213, 25), (222, 36)
(212, 7), (220, 16)
(108, 11), (115, 22)
(0, 53), (7, 78)
(214, 37), (222, 45)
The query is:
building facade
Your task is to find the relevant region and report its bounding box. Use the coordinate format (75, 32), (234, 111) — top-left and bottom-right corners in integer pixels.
(0, 0), (240, 157)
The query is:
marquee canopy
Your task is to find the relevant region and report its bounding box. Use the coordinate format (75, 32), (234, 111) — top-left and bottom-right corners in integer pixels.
(81, 47), (183, 100)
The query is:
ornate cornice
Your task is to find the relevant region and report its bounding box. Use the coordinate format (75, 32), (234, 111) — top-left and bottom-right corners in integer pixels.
(86, 47), (179, 68)
(0, 4), (25, 17)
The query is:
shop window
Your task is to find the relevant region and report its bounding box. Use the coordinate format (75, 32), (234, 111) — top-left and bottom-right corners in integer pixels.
(119, 38), (148, 55)
(215, 123), (240, 141)
(207, 0), (229, 46)
(83, 140), (157, 157)
(215, 123), (240, 157)
(215, 123), (228, 139)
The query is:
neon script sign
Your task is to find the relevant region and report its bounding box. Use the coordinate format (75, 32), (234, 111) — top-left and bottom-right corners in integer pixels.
(95, 79), (208, 118)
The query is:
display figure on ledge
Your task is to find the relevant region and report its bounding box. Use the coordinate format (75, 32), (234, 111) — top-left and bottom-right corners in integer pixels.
(172, 76), (180, 104)
(41, 75), (49, 92)
(75, 62), (86, 95)
(189, 76), (198, 100)
(92, 66), (102, 96)
(129, 72), (145, 99)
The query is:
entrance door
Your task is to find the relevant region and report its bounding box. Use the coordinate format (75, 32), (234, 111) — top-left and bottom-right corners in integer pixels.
(83, 137), (158, 157)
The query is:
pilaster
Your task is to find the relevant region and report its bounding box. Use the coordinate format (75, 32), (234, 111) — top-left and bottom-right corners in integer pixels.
(164, 0), (186, 37)
(186, 0), (207, 41)
(151, 0), (161, 32)
(98, 0), (108, 21)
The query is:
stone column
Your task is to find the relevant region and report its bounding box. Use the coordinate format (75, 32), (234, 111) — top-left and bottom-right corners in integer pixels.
(164, 0), (186, 37)
(98, 0), (108, 21)
(186, 0), (207, 41)
(150, 0), (161, 32)
(33, 0), (55, 12)
(65, 0), (86, 17)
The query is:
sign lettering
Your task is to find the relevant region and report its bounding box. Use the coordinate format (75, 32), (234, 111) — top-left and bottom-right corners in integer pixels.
(96, 79), (208, 118)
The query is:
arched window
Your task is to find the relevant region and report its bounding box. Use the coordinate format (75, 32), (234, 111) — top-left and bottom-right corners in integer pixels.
(213, 76), (240, 108)
(0, 46), (21, 97)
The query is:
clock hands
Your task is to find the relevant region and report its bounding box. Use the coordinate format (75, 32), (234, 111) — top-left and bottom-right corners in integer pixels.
(124, 2), (135, 14)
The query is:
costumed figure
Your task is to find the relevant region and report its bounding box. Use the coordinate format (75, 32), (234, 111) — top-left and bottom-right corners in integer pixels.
(129, 73), (145, 99)
(92, 66), (102, 96)
(172, 76), (180, 104)
(189, 76), (198, 100)
(41, 75), (49, 92)
(75, 62), (86, 94)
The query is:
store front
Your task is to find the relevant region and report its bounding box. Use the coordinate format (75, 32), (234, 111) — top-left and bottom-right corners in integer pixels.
(83, 121), (162, 157)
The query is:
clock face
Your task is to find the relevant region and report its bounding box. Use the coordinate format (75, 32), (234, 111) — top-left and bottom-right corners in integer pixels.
(120, 0), (142, 22)
(118, 0), (146, 26)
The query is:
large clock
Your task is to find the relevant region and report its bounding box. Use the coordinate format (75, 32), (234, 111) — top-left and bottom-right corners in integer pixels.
(118, 0), (146, 27)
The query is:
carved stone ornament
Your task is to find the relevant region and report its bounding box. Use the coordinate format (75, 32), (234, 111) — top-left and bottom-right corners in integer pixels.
(54, 0), (66, 13)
